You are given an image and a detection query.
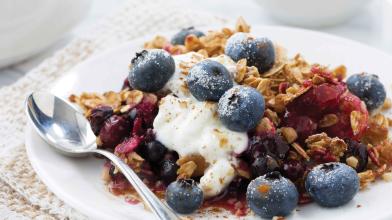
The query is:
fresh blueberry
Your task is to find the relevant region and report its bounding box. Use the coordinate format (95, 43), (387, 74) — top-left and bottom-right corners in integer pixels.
(146, 140), (167, 163)
(225, 32), (275, 73)
(305, 162), (359, 207)
(166, 179), (203, 214)
(246, 171), (298, 218)
(128, 49), (175, 92)
(186, 59), (233, 101)
(346, 73), (386, 111)
(171, 27), (205, 45)
(160, 159), (179, 184)
(218, 86), (265, 131)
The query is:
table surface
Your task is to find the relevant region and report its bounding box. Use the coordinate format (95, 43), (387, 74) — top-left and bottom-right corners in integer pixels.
(1, 0), (391, 88)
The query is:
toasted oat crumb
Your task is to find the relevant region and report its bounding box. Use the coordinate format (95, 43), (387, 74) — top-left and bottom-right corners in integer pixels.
(272, 216), (285, 220)
(177, 154), (208, 177)
(291, 142), (310, 161)
(281, 127), (298, 144)
(382, 172), (392, 182)
(312, 75), (325, 85)
(358, 170), (376, 190)
(382, 98), (392, 110)
(346, 156), (359, 169)
(235, 16), (250, 33)
(319, 114), (338, 128)
(177, 161), (197, 179)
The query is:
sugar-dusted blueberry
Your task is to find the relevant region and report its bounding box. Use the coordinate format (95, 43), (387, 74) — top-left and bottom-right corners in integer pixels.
(171, 27), (205, 45)
(166, 179), (204, 214)
(218, 86), (265, 132)
(305, 162), (359, 207)
(128, 49), (175, 92)
(225, 32), (275, 73)
(145, 140), (167, 163)
(99, 115), (131, 148)
(186, 59), (233, 101)
(246, 171), (298, 218)
(346, 73), (386, 111)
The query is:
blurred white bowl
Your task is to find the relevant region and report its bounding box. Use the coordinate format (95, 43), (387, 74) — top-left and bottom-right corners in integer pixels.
(0, 0), (92, 68)
(254, 0), (370, 27)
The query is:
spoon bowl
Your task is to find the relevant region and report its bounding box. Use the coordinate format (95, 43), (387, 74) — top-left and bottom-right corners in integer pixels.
(26, 91), (96, 157)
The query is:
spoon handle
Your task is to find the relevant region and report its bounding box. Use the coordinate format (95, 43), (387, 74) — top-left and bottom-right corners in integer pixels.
(92, 149), (180, 220)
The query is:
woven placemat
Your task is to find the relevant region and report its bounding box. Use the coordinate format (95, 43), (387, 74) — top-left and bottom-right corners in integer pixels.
(0, 1), (224, 219)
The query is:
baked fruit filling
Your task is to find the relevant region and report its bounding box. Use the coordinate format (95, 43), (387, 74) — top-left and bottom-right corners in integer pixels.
(70, 18), (392, 218)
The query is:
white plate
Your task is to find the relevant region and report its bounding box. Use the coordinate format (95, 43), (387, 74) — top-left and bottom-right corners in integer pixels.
(26, 25), (392, 220)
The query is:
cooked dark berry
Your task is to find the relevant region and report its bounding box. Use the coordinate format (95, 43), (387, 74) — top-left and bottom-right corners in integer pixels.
(160, 159), (179, 184)
(87, 105), (113, 135)
(146, 140), (167, 163)
(99, 115), (131, 148)
(246, 134), (290, 161)
(342, 139), (368, 172)
(282, 113), (317, 143)
(251, 155), (280, 178)
(282, 160), (305, 181)
(171, 27), (205, 45)
(163, 151), (179, 162)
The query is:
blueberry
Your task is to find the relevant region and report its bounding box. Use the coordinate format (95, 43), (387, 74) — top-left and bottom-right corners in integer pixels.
(343, 139), (368, 172)
(246, 172), (298, 218)
(128, 49), (175, 92)
(346, 73), (386, 111)
(146, 140), (167, 163)
(160, 159), (179, 184)
(186, 59), (233, 101)
(218, 86), (265, 132)
(99, 115), (131, 148)
(225, 33), (275, 73)
(282, 160), (305, 181)
(87, 105), (113, 135)
(251, 155), (280, 178)
(305, 162), (359, 207)
(171, 27), (205, 45)
(166, 179), (203, 214)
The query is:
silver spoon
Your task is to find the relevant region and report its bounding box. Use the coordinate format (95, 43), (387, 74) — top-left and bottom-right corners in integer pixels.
(25, 91), (180, 220)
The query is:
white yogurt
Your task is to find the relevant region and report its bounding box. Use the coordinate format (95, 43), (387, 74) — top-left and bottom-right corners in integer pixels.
(154, 52), (247, 198)
(153, 96), (248, 197)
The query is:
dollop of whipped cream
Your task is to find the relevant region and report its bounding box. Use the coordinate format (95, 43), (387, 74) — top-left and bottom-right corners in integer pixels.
(154, 52), (248, 198)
